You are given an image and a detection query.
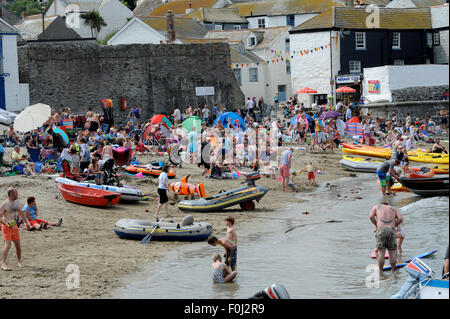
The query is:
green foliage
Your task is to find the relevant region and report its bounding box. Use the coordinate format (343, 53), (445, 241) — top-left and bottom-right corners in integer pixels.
(5, 0), (46, 17)
(80, 10), (107, 39)
(97, 30), (118, 46)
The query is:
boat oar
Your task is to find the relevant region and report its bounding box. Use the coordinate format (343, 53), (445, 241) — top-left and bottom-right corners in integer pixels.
(141, 218), (163, 245)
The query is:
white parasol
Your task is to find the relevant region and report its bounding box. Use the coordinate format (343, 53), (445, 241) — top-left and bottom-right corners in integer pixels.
(13, 103), (51, 133)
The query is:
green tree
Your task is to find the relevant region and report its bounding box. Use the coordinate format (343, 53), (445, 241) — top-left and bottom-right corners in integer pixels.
(5, 0), (46, 17)
(80, 10), (107, 39)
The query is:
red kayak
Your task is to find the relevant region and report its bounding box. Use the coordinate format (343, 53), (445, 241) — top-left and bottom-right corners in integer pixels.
(57, 183), (121, 207)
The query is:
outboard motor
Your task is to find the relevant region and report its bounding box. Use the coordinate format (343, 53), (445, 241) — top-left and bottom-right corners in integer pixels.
(249, 283), (290, 299)
(244, 171), (261, 187)
(391, 258), (433, 299)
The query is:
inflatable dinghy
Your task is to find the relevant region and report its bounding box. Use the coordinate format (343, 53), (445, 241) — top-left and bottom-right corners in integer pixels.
(177, 172), (269, 212)
(114, 215), (213, 241)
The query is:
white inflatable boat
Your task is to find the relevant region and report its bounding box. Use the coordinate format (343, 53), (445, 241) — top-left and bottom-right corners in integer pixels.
(114, 215), (213, 241)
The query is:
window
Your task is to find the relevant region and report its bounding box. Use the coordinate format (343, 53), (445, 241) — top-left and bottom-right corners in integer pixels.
(214, 25), (223, 31)
(234, 68), (242, 86)
(355, 32), (366, 49)
(392, 32), (400, 49)
(393, 59), (404, 65)
(287, 15), (295, 27)
(233, 25), (241, 30)
(285, 38), (290, 53)
(349, 60), (361, 73)
(258, 18), (265, 29)
(248, 35), (256, 46)
(433, 32), (441, 46)
(286, 60), (291, 75)
(426, 33), (433, 47)
(249, 68), (258, 82)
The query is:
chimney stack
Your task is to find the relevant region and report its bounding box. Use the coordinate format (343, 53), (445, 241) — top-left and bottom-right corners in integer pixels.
(166, 10), (176, 43)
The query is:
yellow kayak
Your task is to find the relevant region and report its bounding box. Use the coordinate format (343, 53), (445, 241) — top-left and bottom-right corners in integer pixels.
(408, 152), (449, 164)
(342, 155), (383, 164)
(342, 147), (391, 159)
(377, 179), (409, 192)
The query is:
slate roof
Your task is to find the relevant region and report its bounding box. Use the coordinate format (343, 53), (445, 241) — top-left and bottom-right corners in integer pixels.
(149, 0), (219, 16)
(138, 16), (208, 39)
(0, 16), (18, 34)
(229, 0), (344, 17)
(204, 26), (290, 49)
(290, 6), (432, 32)
(184, 7), (248, 23)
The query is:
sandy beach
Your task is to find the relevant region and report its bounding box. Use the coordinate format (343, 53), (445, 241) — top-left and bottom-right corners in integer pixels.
(0, 137), (447, 298)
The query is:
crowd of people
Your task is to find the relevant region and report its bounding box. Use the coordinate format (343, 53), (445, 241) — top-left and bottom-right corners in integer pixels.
(0, 96), (448, 280)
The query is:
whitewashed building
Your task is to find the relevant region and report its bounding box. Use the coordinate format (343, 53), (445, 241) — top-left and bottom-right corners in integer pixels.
(229, 0), (344, 30)
(107, 16), (207, 45)
(45, 0), (133, 41)
(430, 3), (449, 65)
(289, 6), (435, 107)
(204, 26), (292, 104)
(0, 18), (29, 111)
(362, 64), (449, 102)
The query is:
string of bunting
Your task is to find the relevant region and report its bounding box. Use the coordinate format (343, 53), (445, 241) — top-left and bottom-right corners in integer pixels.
(231, 42), (331, 68)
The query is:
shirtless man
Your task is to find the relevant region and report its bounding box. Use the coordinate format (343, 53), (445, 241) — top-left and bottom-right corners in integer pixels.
(369, 203), (403, 272)
(208, 236), (237, 271)
(0, 188), (31, 271)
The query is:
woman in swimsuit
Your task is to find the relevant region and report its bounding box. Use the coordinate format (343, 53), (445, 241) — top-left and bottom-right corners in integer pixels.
(211, 253), (237, 283)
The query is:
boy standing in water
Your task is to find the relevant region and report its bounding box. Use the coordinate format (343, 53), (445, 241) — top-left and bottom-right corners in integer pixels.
(225, 216), (237, 246)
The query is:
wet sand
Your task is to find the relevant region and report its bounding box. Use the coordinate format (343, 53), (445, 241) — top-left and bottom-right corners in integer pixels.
(0, 138), (447, 298)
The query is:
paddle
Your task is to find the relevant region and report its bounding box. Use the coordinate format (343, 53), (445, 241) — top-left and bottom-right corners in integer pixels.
(140, 218), (163, 244)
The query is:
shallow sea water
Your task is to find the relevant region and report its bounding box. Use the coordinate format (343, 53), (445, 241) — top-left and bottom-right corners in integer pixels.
(112, 175), (449, 299)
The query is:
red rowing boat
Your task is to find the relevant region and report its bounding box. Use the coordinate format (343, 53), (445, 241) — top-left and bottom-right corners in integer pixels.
(57, 183), (121, 207)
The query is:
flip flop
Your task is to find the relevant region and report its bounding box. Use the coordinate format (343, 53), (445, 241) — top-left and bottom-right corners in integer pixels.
(56, 218), (63, 227)
(1, 265), (11, 271)
(42, 222), (48, 230)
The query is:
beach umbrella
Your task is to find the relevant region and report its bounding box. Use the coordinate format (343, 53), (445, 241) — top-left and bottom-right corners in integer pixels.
(182, 116), (203, 133)
(142, 124), (170, 141)
(320, 111), (341, 119)
(289, 114), (309, 131)
(335, 87), (356, 93)
(213, 112), (246, 130)
(53, 127), (69, 144)
(13, 103), (51, 133)
(296, 87), (317, 94)
(150, 114), (172, 129)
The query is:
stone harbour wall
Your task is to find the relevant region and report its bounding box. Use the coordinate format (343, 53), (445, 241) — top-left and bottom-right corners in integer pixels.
(391, 85), (449, 102)
(361, 100), (449, 123)
(18, 42), (245, 126)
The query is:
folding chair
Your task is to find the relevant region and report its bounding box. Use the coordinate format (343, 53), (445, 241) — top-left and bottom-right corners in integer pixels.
(27, 148), (41, 163)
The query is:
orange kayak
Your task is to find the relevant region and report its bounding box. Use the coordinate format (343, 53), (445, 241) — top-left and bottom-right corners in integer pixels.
(125, 165), (176, 178)
(57, 183), (120, 207)
(341, 143), (392, 158)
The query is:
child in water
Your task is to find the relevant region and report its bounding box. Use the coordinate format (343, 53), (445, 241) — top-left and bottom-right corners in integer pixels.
(395, 223), (406, 254)
(225, 216), (237, 247)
